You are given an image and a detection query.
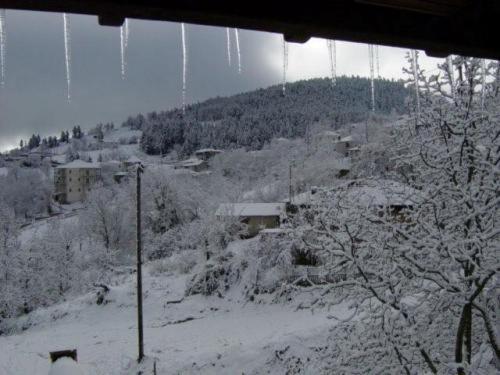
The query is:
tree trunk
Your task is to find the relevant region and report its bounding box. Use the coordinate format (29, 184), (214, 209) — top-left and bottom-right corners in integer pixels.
(455, 305), (467, 375)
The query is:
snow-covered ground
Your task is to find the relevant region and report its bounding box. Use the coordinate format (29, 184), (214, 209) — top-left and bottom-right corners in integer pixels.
(0, 264), (349, 375)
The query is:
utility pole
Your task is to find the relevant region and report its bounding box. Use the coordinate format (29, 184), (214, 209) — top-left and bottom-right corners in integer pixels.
(136, 165), (144, 362)
(289, 162), (293, 203)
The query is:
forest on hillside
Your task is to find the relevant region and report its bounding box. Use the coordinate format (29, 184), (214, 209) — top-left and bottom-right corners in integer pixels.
(124, 76), (408, 156)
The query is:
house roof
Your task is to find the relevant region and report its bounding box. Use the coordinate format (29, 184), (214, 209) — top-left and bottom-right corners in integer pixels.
(340, 180), (423, 207)
(175, 158), (206, 167)
(56, 160), (101, 169)
(194, 148), (222, 154)
(292, 180), (423, 207)
(126, 155), (143, 164)
(339, 135), (354, 143)
(216, 203), (286, 217)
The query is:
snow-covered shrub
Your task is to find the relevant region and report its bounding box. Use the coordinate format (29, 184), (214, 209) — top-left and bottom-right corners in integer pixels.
(185, 253), (245, 297)
(251, 232), (295, 292)
(150, 250), (199, 275)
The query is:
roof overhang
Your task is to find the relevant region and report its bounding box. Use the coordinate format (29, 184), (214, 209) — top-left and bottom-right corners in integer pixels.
(0, 1), (499, 59)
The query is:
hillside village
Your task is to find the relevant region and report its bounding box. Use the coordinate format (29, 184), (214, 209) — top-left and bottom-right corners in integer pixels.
(0, 114), (418, 373)
(0, 65), (498, 374)
(0, 117), (386, 235)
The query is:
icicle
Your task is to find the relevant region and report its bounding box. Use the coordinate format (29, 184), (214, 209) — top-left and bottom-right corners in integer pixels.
(368, 45), (375, 112)
(447, 55), (455, 99)
(282, 36), (288, 95)
(375, 45), (380, 78)
(326, 40), (336, 86)
(62, 13), (71, 102)
(480, 59), (486, 110)
(124, 19), (130, 49)
(120, 19), (130, 79)
(226, 28), (231, 66)
(411, 50), (420, 120)
(181, 23), (187, 114)
(120, 23), (126, 79)
(234, 28), (241, 73)
(0, 9), (6, 86)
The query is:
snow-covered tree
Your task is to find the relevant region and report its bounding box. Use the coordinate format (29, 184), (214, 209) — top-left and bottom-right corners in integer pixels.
(288, 57), (499, 374)
(80, 185), (134, 256)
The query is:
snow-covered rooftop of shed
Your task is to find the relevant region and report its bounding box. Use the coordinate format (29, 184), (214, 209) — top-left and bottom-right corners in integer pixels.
(176, 158), (205, 167)
(339, 135), (354, 142)
(194, 148), (222, 154)
(260, 228), (289, 234)
(216, 203), (286, 217)
(56, 160), (101, 169)
(127, 155), (142, 163)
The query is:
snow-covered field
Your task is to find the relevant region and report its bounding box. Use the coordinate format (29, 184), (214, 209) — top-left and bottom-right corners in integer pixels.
(0, 265), (349, 375)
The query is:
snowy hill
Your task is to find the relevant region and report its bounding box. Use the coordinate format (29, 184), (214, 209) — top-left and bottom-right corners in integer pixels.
(135, 76), (408, 155)
(0, 257), (349, 375)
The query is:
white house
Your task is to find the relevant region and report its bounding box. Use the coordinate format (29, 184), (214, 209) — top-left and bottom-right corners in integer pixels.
(216, 202), (286, 236)
(333, 135), (360, 157)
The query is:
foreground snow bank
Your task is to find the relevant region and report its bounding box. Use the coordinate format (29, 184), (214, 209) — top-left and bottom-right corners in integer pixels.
(0, 264), (350, 374)
(48, 357), (84, 375)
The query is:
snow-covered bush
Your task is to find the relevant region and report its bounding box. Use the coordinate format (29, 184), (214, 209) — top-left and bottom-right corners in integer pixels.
(150, 250), (199, 275)
(286, 58), (500, 374)
(185, 253), (245, 297)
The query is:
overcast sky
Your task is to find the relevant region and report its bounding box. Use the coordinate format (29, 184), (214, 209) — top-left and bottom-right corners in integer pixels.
(0, 10), (443, 151)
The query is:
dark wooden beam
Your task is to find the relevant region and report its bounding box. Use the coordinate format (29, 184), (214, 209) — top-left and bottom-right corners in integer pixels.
(0, 0), (498, 59)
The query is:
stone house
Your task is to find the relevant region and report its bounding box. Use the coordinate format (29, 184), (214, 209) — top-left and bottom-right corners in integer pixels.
(53, 160), (101, 204)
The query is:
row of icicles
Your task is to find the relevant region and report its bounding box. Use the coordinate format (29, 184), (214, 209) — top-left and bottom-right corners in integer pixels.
(0, 11), (486, 116)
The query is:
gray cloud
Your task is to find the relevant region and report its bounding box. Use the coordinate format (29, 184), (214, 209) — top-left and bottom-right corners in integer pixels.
(0, 10), (442, 150)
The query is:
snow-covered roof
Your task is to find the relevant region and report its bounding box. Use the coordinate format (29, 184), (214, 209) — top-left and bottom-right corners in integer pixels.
(194, 148), (222, 154)
(260, 228), (289, 234)
(56, 160), (101, 169)
(216, 203), (286, 217)
(339, 135), (354, 143)
(340, 180), (422, 207)
(175, 158), (205, 167)
(126, 155), (142, 164)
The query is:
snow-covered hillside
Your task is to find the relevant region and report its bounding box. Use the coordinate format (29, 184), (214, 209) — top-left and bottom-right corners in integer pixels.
(0, 261), (349, 375)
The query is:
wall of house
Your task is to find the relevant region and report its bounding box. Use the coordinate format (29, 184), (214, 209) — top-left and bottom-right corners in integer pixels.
(246, 216), (280, 236)
(54, 168), (100, 204)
